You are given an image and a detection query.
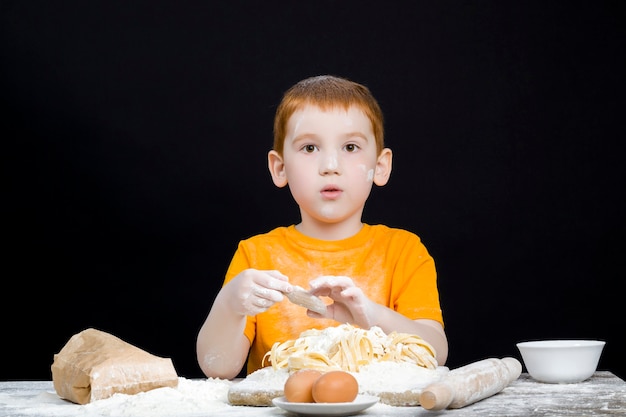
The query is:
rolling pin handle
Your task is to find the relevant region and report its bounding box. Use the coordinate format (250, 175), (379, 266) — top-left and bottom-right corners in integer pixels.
(419, 382), (454, 411)
(419, 357), (522, 411)
(502, 357), (523, 381)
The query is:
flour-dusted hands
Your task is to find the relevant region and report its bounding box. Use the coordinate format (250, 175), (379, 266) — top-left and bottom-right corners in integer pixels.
(308, 275), (380, 328)
(224, 269), (292, 316)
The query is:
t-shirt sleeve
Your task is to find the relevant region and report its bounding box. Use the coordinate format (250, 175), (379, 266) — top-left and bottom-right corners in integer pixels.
(391, 232), (444, 326)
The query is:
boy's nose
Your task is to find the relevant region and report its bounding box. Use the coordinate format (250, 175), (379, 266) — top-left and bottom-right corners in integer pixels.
(319, 152), (340, 175)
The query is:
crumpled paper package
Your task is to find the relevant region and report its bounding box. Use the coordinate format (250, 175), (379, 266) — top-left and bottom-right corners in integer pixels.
(51, 328), (178, 404)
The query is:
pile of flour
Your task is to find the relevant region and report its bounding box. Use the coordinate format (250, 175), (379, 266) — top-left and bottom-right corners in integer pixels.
(85, 378), (233, 416)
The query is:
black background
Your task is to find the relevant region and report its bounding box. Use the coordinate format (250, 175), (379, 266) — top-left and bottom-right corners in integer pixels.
(3, 1), (625, 381)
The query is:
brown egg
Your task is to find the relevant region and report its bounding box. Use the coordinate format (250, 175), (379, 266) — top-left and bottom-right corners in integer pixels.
(312, 370), (359, 403)
(283, 369), (323, 403)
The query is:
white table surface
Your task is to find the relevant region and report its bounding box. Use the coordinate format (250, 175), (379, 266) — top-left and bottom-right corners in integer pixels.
(1, 372), (625, 416)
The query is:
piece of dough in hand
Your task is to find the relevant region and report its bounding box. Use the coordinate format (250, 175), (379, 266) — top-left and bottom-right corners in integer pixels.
(51, 328), (178, 404)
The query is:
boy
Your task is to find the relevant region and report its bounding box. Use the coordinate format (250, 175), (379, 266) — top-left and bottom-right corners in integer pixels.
(196, 75), (448, 379)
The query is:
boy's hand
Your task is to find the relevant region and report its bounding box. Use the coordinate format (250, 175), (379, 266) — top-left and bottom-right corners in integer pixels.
(223, 269), (291, 316)
(308, 275), (378, 328)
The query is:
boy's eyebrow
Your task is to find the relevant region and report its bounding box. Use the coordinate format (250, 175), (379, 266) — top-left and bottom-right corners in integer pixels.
(290, 131), (370, 143)
(289, 133), (318, 144)
(343, 131), (370, 141)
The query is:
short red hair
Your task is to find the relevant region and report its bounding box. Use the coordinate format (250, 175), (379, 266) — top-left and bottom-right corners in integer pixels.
(273, 75), (385, 156)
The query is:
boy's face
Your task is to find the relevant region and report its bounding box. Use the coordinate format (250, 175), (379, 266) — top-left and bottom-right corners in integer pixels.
(269, 104), (391, 227)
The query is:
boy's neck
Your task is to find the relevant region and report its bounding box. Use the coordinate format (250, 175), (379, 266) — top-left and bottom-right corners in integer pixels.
(295, 219), (364, 241)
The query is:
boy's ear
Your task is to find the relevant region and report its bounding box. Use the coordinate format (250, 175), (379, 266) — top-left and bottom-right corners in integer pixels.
(268, 150), (288, 188)
(373, 148), (393, 186)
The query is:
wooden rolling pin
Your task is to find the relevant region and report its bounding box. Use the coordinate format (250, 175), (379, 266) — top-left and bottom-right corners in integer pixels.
(419, 357), (522, 410)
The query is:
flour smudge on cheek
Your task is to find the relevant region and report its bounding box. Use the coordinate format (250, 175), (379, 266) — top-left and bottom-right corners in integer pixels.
(357, 164), (374, 182)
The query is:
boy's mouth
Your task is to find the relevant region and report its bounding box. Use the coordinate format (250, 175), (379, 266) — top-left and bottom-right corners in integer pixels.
(321, 185), (342, 199)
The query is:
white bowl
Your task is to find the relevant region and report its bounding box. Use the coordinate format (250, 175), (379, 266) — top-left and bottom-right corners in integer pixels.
(516, 340), (605, 384)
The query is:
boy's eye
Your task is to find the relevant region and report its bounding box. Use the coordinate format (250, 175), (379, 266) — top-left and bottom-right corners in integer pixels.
(303, 144), (317, 153)
(345, 143), (359, 152)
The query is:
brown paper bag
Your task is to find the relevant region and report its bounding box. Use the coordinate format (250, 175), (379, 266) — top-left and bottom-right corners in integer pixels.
(51, 328), (179, 404)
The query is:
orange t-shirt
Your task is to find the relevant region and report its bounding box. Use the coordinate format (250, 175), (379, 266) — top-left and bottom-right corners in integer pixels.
(222, 224), (443, 374)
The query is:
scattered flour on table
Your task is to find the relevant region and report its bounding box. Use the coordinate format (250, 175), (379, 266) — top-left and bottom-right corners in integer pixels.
(2, 364), (447, 416)
(2, 378), (235, 417)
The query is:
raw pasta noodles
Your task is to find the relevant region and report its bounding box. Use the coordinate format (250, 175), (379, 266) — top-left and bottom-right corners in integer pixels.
(262, 324), (437, 372)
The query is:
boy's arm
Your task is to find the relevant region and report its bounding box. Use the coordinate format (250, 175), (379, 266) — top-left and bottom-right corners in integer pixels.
(196, 268), (292, 379)
(196, 290), (250, 379)
(412, 318), (448, 366)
